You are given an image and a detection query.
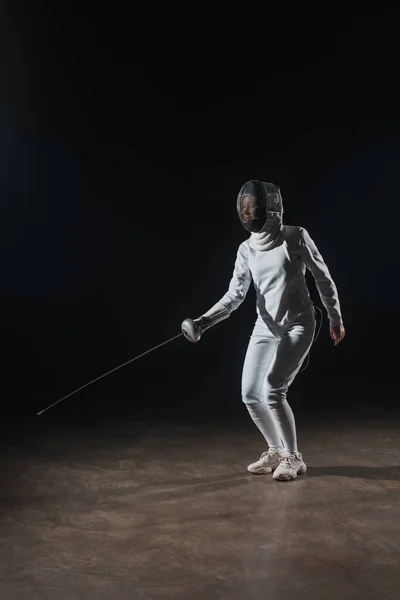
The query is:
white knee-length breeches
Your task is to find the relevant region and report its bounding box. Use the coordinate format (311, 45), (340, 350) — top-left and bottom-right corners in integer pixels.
(242, 308), (316, 409)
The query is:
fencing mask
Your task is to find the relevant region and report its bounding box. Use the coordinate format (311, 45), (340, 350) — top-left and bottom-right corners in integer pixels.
(237, 180), (283, 234)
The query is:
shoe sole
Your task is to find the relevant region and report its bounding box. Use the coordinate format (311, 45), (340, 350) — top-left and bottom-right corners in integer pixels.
(273, 464), (307, 481)
(247, 466), (272, 474)
(247, 464), (280, 475)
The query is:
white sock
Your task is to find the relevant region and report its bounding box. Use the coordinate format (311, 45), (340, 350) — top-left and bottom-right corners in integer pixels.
(246, 401), (284, 452)
(270, 400), (298, 454)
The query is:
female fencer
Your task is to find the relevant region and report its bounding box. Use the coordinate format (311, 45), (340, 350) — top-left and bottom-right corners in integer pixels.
(183, 180), (345, 482)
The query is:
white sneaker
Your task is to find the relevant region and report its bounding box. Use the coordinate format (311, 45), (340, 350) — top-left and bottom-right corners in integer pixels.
(272, 452), (307, 481)
(247, 449), (282, 474)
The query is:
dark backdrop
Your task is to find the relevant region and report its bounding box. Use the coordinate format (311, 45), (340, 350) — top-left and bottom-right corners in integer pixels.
(1, 8), (399, 429)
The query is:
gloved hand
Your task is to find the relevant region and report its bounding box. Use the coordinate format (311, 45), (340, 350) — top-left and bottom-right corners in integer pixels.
(194, 316), (212, 332)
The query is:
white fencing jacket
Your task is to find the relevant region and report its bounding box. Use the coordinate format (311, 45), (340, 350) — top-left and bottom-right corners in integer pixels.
(201, 226), (343, 336)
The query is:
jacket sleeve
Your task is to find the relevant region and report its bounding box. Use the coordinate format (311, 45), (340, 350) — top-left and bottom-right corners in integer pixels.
(199, 242), (252, 329)
(298, 228), (343, 326)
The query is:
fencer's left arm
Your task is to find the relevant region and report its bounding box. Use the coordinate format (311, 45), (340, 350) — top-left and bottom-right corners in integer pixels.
(298, 228), (343, 326)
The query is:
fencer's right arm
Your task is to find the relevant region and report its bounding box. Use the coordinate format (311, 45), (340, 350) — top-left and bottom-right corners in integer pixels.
(195, 242), (252, 333)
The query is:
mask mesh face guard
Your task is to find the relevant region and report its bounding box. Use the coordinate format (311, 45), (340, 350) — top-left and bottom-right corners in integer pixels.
(237, 180), (283, 233)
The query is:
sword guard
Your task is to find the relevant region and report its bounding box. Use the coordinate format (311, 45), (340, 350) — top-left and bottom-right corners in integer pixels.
(181, 318), (202, 343)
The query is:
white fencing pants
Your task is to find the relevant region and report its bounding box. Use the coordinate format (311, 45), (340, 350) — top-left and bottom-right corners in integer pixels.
(242, 308), (316, 453)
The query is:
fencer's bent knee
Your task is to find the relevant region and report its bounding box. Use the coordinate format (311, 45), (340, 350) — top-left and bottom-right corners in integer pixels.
(266, 394), (285, 409)
(241, 370), (289, 407)
(265, 384), (288, 408)
(263, 372), (288, 409)
(241, 385), (262, 406)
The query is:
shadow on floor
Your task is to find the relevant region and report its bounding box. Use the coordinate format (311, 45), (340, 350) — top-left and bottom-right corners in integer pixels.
(307, 464), (400, 480)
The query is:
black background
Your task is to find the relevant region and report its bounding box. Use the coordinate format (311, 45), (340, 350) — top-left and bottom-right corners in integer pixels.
(1, 7), (399, 431)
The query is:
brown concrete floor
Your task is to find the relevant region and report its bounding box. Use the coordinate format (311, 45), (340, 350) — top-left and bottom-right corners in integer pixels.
(1, 415), (400, 599)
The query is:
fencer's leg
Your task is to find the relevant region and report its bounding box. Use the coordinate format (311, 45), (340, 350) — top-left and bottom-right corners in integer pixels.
(266, 312), (315, 455)
(263, 312), (315, 481)
(272, 401), (298, 453)
(241, 322), (283, 455)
